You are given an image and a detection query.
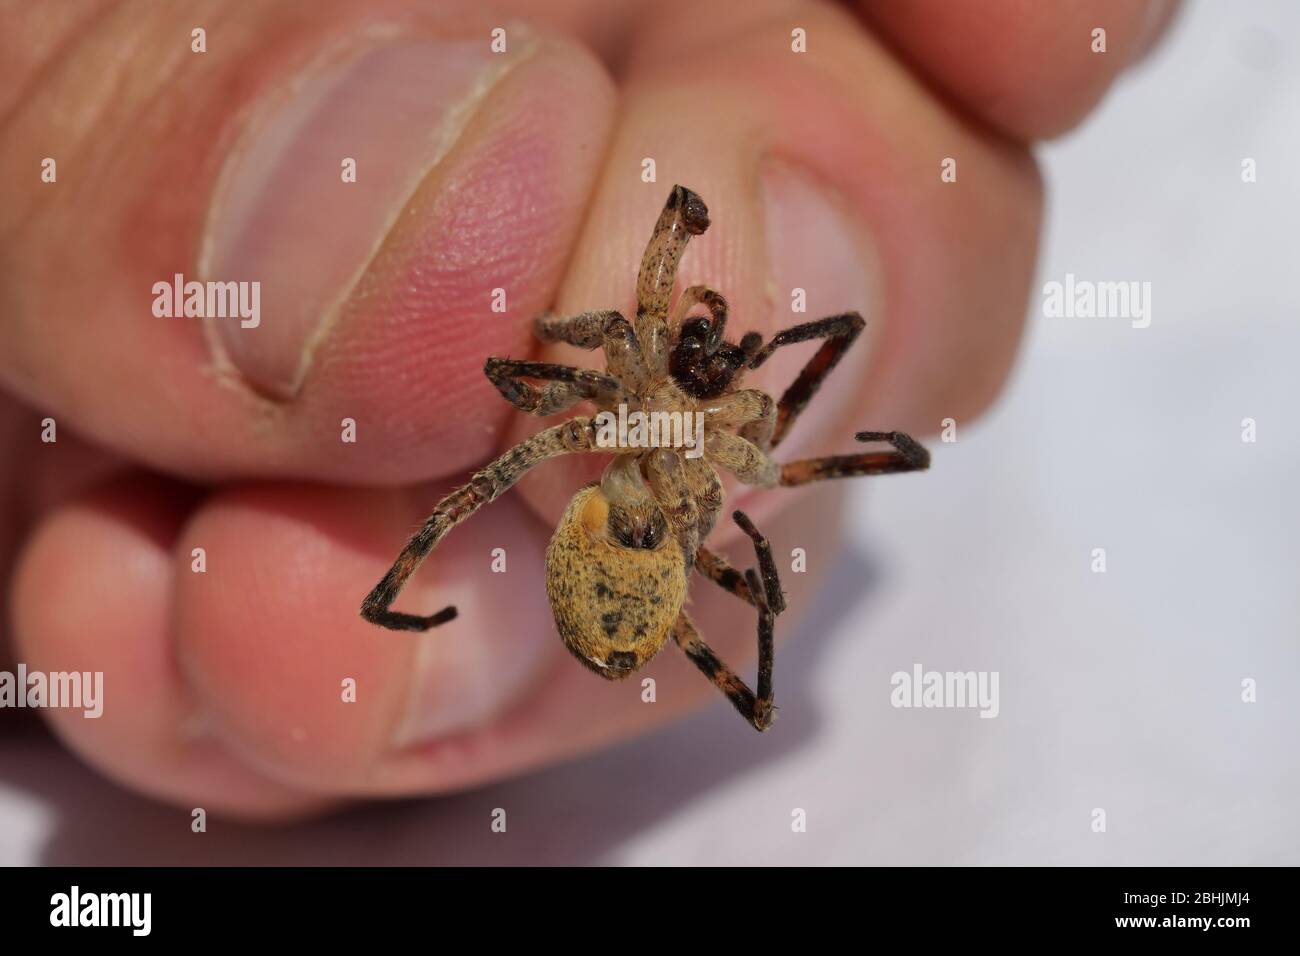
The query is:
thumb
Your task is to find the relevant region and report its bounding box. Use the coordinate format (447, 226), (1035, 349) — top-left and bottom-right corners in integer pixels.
(0, 0), (614, 484)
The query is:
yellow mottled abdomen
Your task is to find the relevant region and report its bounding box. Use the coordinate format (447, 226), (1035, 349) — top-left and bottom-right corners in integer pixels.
(546, 485), (687, 680)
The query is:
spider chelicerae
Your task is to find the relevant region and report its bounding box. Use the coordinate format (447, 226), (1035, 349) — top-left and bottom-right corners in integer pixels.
(361, 184), (929, 731)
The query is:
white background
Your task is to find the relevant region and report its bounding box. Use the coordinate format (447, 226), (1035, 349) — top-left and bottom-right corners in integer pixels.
(1, 0), (1297, 865)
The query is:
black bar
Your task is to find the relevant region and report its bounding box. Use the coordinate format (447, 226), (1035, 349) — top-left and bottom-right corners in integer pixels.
(0, 866), (1282, 942)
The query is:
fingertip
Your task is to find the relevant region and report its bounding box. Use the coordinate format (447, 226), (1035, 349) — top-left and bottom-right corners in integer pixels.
(11, 474), (322, 818)
(857, 0), (1181, 140)
(172, 478), (560, 792)
(2, 10), (618, 486)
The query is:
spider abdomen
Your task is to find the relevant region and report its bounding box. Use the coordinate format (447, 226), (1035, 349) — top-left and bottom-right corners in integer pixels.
(545, 484), (687, 680)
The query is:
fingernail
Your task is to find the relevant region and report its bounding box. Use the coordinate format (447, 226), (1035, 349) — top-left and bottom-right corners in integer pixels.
(388, 509), (556, 745)
(760, 160), (882, 456)
(394, 630), (541, 746)
(201, 36), (517, 399)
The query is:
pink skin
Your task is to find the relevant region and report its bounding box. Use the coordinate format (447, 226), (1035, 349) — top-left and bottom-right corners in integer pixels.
(0, 0), (1178, 819)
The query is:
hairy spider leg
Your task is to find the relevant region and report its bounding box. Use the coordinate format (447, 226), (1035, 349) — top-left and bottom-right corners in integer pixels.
(533, 310), (625, 350)
(781, 430), (930, 485)
(645, 448), (702, 571)
(484, 358), (621, 417)
(361, 417), (600, 631)
(670, 284), (729, 352)
(746, 312), (866, 449)
(636, 185), (710, 376)
(673, 510), (783, 731)
(693, 546), (757, 606)
(533, 310), (649, 394)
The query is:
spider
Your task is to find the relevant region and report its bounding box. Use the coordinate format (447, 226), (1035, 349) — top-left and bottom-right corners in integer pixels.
(361, 185), (929, 731)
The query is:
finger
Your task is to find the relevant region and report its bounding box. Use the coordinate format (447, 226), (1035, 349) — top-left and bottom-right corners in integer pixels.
(14, 455), (847, 807)
(0, 393), (124, 675)
(133, 477), (858, 800)
(854, 0), (1182, 140)
(375, 478), (852, 794)
(0, 0), (614, 484)
(171, 476), (563, 794)
(13, 464), (561, 804)
(509, 0), (1040, 531)
(9, 474), (328, 819)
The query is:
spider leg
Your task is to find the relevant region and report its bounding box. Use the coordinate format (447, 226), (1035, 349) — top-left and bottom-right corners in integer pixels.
(484, 357), (621, 417)
(534, 310), (648, 395)
(746, 312), (866, 449)
(670, 285), (728, 351)
(715, 388), (776, 451)
(599, 313), (648, 393)
(533, 310), (625, 350)
(730, 509), (786, 614)
(780, 430), (930, 486)
(693, 511), (787, 608)
(694, 546), (757, 606)
(636, 185), (710, 375)
(676, 511), (783, 731)
(683, 456), (724, 540)
(673, 611), (774, 731)
(361, 417), (599, 631)
(702, 388), (773, 428)
(645, 450), (701, 572)
(704, 430), (779, 487)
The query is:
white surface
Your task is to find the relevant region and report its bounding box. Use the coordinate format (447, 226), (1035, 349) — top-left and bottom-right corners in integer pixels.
(1, 1), (1297, 864)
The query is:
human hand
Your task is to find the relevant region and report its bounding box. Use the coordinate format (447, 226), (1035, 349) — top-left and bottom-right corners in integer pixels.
(0, 0), (1176, 817)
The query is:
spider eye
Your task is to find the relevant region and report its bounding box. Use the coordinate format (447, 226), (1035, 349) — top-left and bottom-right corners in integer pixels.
(607, 505), (668, 550)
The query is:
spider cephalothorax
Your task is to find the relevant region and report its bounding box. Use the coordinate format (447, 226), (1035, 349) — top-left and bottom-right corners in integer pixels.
(362, 185), (929, 731)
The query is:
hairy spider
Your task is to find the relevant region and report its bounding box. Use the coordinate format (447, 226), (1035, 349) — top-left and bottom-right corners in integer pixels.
(361, 185), (929, 731)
